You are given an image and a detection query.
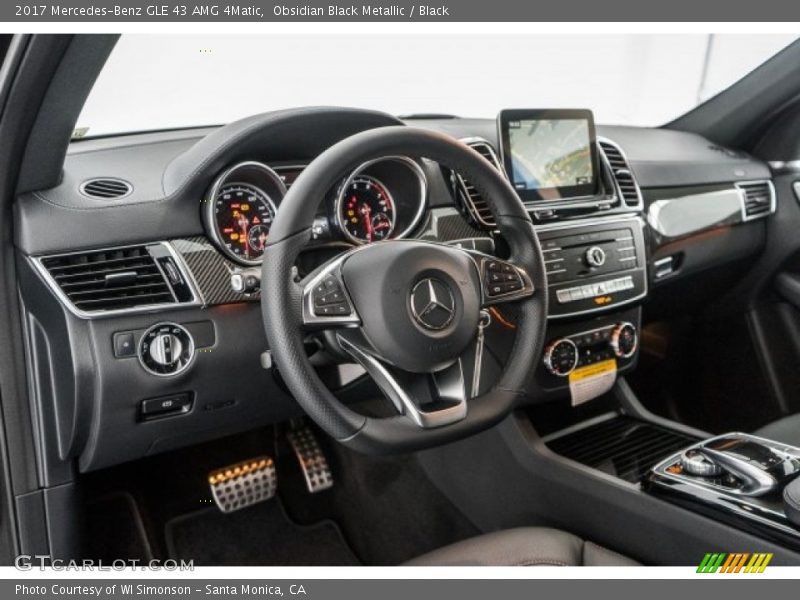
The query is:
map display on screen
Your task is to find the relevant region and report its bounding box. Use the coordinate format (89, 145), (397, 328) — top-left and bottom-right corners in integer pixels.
(507, 118), (593, 191)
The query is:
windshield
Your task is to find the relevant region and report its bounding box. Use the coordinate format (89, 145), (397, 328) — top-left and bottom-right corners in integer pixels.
(76, 33), (798, 138)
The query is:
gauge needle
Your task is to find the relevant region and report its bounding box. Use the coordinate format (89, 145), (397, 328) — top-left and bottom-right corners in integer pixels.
(238, 214), (250, 257)
(360, 201), (373, 242)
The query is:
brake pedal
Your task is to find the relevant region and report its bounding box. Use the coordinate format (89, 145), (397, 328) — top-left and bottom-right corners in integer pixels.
(287, 427), (333, 493)
(208, 456), (277, 513)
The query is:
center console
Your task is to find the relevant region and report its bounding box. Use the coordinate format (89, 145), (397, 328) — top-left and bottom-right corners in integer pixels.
(647, 433), (800, 545)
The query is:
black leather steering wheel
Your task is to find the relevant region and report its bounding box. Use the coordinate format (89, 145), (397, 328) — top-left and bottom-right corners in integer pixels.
(262, 126), (548, 453)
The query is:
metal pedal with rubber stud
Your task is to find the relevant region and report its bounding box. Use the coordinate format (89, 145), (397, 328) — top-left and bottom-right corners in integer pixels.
(208, 456), (277, 513)
(287, 427), (333, 493)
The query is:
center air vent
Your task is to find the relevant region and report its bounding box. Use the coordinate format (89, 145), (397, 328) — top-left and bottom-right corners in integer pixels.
(79, 178), (133, 199)
(737, 181), (775, 221)
(37, 244), (197, 316)
(454, 139), (504, 229)
(598, 139), (642, 209)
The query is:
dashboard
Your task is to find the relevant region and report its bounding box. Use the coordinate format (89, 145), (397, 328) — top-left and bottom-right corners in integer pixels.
(11, 107), (777, 477)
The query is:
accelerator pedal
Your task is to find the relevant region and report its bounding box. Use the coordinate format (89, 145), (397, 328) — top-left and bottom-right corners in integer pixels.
(287, 426), (333, 493)
(208, 456), (276, 513)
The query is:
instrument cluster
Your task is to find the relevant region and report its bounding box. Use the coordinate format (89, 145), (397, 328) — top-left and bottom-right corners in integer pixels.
(203, 156), (428, 266)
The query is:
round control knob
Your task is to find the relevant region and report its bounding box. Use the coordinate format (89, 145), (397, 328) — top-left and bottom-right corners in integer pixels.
(585, 246), (606, 268)
(610, 322), (638, 359)
(681, 449), (723, 477)
(138, 322), (195, 376)
(543, 338), (579, 377)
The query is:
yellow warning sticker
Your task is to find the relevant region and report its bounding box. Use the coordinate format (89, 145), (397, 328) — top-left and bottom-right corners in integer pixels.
(568, 359), (617, 383)
(568, 359), (618, 406)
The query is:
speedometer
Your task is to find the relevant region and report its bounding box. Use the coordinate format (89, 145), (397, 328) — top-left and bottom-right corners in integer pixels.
(336, 175), (396, 244)
(203, 161), (287, 266)
(213, 183), (276, 263)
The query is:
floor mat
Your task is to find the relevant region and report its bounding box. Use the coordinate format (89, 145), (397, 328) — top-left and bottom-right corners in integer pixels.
(164, 499), (359, 566)
(85, 492), (154, 562)
(278, 437), (481, 565)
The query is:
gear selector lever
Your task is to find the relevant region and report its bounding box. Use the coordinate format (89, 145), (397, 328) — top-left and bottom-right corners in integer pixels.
(680, 434), (800, 496)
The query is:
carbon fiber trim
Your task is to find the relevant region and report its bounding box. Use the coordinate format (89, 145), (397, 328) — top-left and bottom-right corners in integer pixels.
(418, 208), (491, 243)
(174, 213), (482, 307)
(171, 236), (257, 306)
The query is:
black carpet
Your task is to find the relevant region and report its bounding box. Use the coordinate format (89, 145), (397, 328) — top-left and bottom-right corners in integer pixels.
(165, 499), (359, 566)
(85, 492), (153, 562)
(278, 438), (481, 565)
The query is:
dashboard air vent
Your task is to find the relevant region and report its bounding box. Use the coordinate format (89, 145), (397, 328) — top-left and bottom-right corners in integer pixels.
(737, 181), (775, 220)
(80, 178), (132, 199)
(38, 244), (185, 314)
(455, 140), (504, 229)
(598, 140), (642, 208)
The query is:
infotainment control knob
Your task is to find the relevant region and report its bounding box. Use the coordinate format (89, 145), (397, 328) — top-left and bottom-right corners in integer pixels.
(543, 338), (579, 377)
(610, 322), (638, 359)
(138, 322), (195, 376)
(584, 246), (607, 268)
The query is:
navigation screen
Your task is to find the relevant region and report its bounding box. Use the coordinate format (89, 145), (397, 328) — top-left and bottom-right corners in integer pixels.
(499, 109), (598, 202)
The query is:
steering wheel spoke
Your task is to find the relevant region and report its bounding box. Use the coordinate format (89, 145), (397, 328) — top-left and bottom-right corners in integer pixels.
(337, 334), (468, 429)
(301, 254), (362, 330)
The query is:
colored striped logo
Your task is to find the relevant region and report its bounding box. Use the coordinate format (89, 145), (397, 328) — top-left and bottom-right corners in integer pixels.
(697, 553), (773, 573)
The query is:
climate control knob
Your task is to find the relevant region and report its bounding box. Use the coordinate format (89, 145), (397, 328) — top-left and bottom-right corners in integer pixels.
(611, 322), (638, 359)
(138, 322), (195, 376)
(543, 338), (579, 377)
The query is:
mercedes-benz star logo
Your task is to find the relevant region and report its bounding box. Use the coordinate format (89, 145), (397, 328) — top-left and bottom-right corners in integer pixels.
(410, 278), (456, 331)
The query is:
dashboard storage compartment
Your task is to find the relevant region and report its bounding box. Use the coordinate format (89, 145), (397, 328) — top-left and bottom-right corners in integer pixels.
(544, 414), (699, 483)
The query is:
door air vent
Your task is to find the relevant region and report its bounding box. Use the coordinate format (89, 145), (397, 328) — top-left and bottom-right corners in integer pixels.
(79, 178), (133, 199)
(598, 139), (642, 209)
(37, 243), (197, 316)
(454, 139), (504, 229)
(737, 181), (775, 221)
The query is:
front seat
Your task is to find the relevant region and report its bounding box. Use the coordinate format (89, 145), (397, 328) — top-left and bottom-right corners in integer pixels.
(755, 414), (800, 447)
(406, 527), (638, 566)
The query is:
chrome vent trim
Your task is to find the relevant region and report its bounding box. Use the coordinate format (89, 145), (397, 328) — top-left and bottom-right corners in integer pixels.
(32, 242), (202, 319)
(736, 180), (776, 221)
(598, 138), (643, 210)
(455, 138), (504, 229)
(79, 178), (133, 199)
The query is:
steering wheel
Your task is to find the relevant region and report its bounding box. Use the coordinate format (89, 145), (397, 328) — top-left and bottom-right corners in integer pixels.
(262, 127), (548, 453)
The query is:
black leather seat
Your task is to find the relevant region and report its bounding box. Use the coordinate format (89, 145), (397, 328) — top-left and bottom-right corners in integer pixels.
(755, 414), (800, 447)
(406, 527), (638, 566)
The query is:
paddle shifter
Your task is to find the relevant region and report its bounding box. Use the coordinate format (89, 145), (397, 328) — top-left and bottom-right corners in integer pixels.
(680, 434), (800, 496)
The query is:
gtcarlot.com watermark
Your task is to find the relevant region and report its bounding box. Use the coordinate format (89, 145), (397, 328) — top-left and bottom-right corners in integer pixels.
(15, 555), (194, 571)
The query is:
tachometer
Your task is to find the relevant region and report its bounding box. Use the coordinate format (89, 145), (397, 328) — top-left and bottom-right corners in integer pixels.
(336, 175), (396, 244)
(213, 183), (276, 262)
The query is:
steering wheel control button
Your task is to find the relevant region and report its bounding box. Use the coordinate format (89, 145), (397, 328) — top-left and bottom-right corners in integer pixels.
(138, 322), (195, 376)
(140, 393), (192, 420)
(311, 275), (353, 316)
(543, 338), (579, 377)
(113, 331), (137, 358)
(484, 260), (524, 298)
(410, 278), (456, 331)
